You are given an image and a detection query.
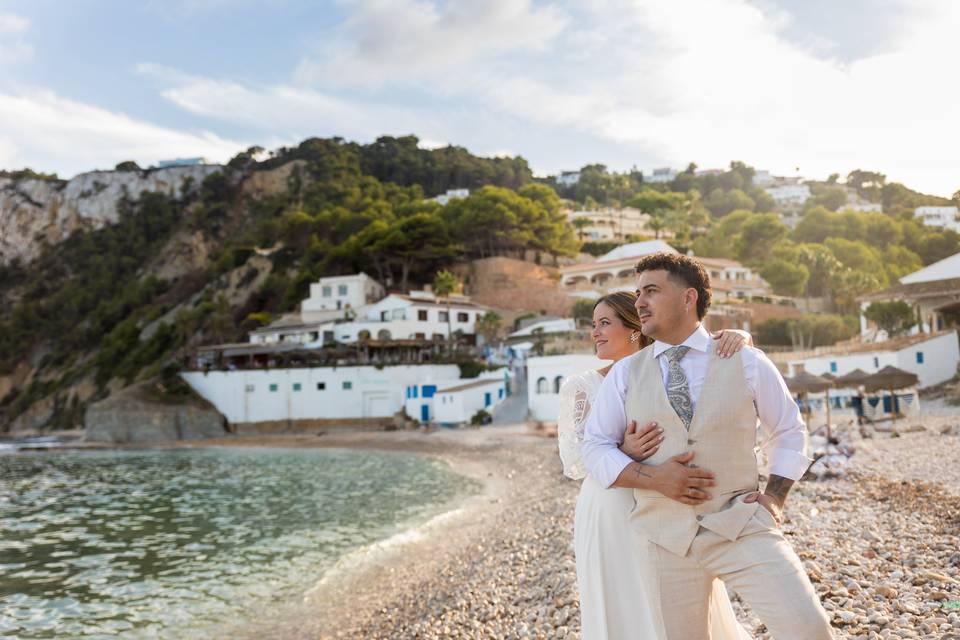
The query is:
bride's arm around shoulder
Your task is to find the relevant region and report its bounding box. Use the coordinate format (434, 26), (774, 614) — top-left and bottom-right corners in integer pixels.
(557, 373), (591, 480)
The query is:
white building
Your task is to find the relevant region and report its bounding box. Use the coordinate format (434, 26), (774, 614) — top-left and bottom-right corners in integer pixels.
(646, 168), (677, 184)
(765, 184), (811, 208)
(914, 206), (960, 233)
(251, 292), (490, 347)
(156, 157), (208, 168)
(900, 251), (960, 285)
(527, 354), (609, 421)
(776, 330), (959, 390)
(561, 240), (677, 290)
(401, 371), (509, 424)
(432, 188), (470, 205)
(568, 207), (653, 241)
(182, 364), (461, 425)
(301, 272), (385, 320)
(509, 318), (576, 339)
(753, 170), (774, 187)
(556, 171), (581, 186)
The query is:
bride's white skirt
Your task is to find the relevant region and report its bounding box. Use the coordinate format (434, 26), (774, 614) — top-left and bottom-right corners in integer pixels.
(574, 475), (753, 640)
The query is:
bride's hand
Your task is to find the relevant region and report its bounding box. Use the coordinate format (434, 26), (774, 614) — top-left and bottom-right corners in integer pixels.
(711, 329), (753, 358)
(619, 420), (663, 461)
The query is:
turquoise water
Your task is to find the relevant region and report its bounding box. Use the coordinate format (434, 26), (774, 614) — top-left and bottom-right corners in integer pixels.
(0, 447), (478, 639)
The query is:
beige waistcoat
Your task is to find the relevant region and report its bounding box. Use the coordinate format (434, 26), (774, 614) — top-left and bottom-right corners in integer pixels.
(625, 345), (761, 557)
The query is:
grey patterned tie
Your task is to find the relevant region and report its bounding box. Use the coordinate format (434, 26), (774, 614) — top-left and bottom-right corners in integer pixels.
(664, 346), (694, 429)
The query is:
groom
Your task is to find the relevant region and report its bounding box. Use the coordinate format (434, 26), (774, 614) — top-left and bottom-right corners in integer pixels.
(582, 252), (833, 639)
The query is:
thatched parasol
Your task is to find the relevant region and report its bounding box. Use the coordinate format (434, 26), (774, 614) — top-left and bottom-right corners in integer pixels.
(861, 365), (919, 393)
(860, 365), (919, 424)
(834, 368), (871, 387)
(786, 371), (835, 438)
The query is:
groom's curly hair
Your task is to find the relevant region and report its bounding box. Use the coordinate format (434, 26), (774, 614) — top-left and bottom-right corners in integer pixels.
(634, 252), (712, 319)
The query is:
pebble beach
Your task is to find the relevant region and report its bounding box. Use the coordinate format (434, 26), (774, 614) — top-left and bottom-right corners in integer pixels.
(187, 407), (960, 640)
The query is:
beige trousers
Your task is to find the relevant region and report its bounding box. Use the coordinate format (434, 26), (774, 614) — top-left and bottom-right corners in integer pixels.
(651, 507), (834, 640)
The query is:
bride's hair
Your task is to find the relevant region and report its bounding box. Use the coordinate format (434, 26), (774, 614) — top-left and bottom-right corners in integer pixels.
(593, 291), (653, 348)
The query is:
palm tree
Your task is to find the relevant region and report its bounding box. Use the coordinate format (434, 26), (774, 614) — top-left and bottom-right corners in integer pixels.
(433, 269), (459, 353)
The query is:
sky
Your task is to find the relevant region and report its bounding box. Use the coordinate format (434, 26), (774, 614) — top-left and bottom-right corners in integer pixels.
(1, 0), (958, 197)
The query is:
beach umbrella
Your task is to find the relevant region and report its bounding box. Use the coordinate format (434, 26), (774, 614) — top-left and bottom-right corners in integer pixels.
(834, 368), (871, 387)
(785, 372), (835, 439)
(821, 372), (837, 381)
(861, 366), (919, 425)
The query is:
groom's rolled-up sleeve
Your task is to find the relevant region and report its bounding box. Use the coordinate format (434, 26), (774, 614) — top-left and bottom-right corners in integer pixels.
(581, 359), (634, 488)
(747, 348), (814, 480)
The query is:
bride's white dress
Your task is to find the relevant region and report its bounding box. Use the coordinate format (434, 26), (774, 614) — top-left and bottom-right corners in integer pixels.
(558, 369), (752, 640)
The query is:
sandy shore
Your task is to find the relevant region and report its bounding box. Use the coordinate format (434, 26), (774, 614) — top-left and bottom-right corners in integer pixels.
(156, 413), (959, 640)
(28, 414), (960, 639)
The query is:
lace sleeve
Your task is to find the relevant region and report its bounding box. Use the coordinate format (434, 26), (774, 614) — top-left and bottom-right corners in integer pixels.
(557, 375), (591, 480)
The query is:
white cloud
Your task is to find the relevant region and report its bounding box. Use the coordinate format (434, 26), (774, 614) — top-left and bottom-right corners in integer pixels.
(0, 11), (31, 63)
(287, 0), (960, 195)
(0, 89), (243, 177)
(295, 0), (568, 88)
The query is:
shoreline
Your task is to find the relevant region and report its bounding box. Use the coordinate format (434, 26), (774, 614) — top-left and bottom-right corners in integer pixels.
(7, 420), (960, 638)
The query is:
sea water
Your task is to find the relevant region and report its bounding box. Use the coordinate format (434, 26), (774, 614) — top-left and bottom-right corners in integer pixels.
(0, 447), (478, 638)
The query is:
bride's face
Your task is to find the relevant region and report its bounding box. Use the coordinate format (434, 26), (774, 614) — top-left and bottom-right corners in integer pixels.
(592, 302), (636, 361)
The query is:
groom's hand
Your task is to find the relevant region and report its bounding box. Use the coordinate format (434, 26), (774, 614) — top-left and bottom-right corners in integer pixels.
(744, 492), (783, 525)
(651, 452), (716, 505)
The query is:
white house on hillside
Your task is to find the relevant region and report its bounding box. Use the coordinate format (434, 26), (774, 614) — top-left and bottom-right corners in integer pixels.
(301, 272), (385, 321)
(915, 206), (960, 233)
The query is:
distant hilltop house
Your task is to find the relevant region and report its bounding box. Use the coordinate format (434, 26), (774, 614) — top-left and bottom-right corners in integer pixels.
(765, 183), (812, 228)
(646, 167), (677, 184)
(560, 240), (770, 302)
(155, 157), (209, 168)
(558, 240), (788, 334)
(567, 206), (652, 241)
(914, 205), (960, 233)
(431, 188), (470, 205)
(555, 171), (581, 186)
(301, 272), (385, 322)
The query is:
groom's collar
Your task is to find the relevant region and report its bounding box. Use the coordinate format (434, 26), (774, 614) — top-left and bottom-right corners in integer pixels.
(652, 324), (711, 359)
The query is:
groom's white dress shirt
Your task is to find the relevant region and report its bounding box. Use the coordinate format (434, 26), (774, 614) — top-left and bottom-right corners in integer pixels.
(582, 324), (812, 488)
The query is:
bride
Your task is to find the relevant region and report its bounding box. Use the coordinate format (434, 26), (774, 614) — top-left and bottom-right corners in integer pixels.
(558, 291), (754, 640)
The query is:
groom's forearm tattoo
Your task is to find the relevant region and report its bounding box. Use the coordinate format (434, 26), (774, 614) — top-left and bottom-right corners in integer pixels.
(633, 463), (652, 479)
(764, 475), (794, 505)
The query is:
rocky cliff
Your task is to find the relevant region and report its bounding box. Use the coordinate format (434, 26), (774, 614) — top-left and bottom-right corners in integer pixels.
(84, 383), (227, 444)
(0, 165), (223, 265)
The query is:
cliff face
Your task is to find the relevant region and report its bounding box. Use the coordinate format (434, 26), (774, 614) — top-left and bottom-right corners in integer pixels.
(0, 165), (223, 265)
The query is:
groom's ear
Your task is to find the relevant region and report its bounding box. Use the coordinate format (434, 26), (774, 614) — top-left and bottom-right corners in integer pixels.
(684, 287), (699, 312)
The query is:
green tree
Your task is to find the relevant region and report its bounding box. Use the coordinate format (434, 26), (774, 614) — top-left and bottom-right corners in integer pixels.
(759, 260), (809, 297)
(735, 213), (788, 264)
(864, 301), (916, 336)
(703, 188), (755, 217)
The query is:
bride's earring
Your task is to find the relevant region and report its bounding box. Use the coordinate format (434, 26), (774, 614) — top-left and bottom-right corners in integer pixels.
(630, 333), (639, 343)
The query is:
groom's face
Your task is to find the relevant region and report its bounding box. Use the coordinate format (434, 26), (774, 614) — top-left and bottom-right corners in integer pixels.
(634, 269), (695, 340)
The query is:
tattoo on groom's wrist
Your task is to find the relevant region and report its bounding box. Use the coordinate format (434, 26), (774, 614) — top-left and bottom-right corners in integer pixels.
(633, 463), (652, 479)
(764, 475), (793, 505)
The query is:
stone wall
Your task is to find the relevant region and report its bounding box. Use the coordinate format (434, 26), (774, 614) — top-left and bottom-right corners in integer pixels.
(455, 257), (571, 317)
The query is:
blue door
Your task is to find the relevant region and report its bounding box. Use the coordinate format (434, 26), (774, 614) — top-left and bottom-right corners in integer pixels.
(421, 404), (430, 422)
(484, 392), (492, 407)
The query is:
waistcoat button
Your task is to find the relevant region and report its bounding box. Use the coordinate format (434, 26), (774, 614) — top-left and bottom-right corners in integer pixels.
(687, 438), (696, 444)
